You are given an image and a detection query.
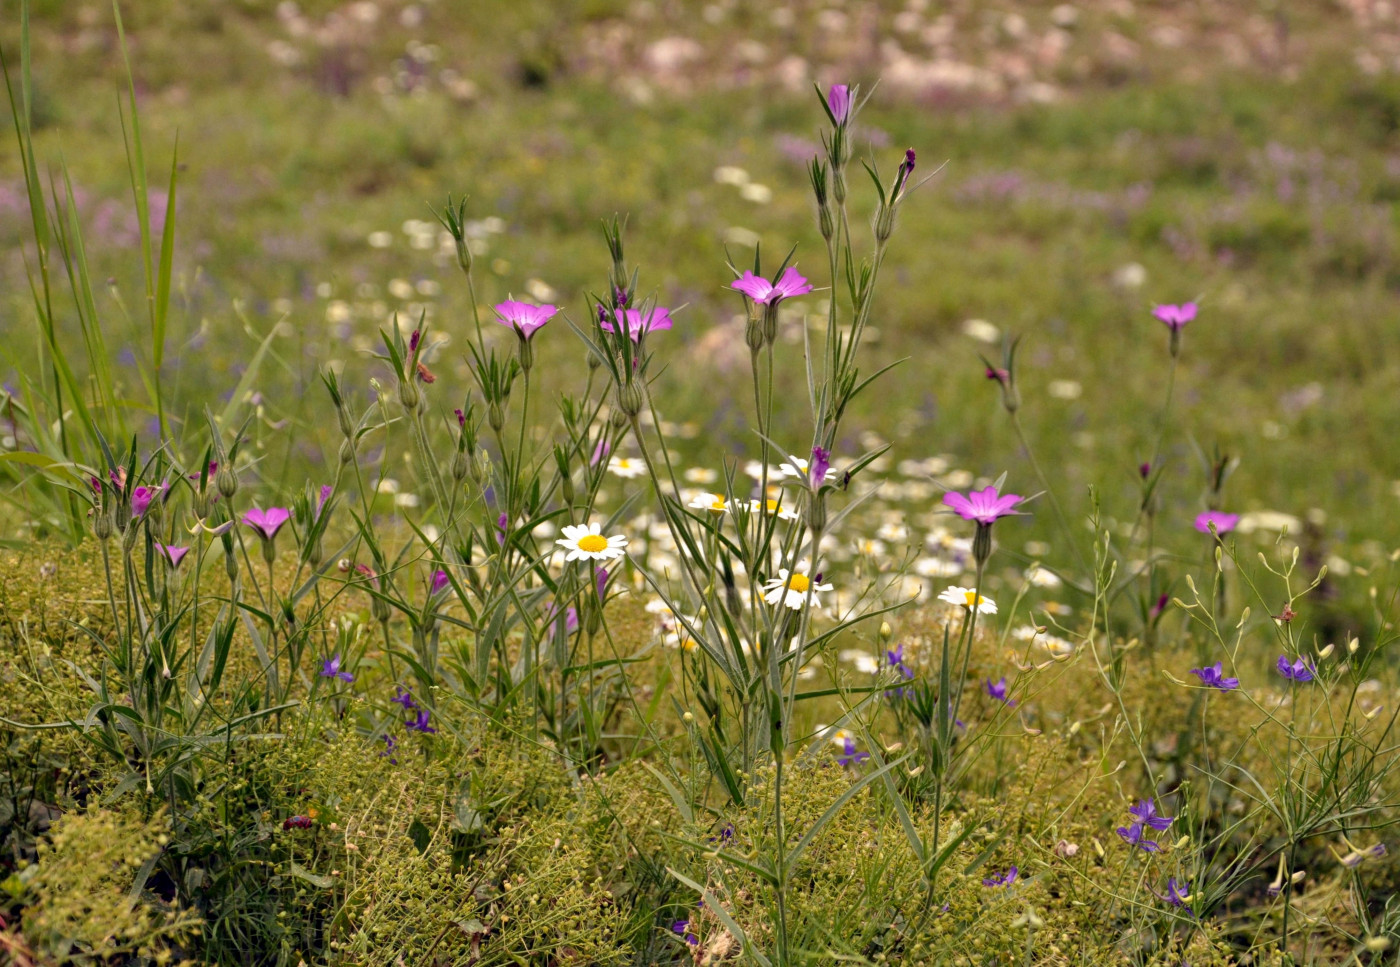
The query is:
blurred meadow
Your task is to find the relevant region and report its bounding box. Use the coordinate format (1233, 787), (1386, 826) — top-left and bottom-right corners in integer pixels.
(7, 0), (1400, 964)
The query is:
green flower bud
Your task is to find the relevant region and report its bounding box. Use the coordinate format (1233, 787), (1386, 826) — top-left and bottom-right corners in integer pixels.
(216, 465), (239, 500)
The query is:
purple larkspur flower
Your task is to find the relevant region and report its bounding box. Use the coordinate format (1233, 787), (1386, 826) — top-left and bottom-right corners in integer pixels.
(1190, 662), (1239, 691)
(243, 506), (292, 541)
(493, 300), (557, 340)
(1155, 877), (1193, 916)
(828, 83), (851, 123)
(671, 919), (698, 946)
(707, 822), (734, 844)
(380, 733), (398, 764)
(496, 512), (509, 547)
(985, 677), (1017, 708)
(1152, 302), (1198, 332)
(1276, 654), (1315, 683)
(407, 709), (437, 734)
(944, 486), (1023, 526)
(1116, 822), (1162, 853)
(430, 569), (451, 595)
(982, 866), (1018, 888)
(838, 736), (870, 767)
(1128, 799), (1174, 832)
(319, 653), (355, 683)
(1194, 511), (1239, 535)
(391, 686), (416, 711)
(156, 544), (190, 568)
(601, 306), (674, 342)
(730, 266), (813, 305)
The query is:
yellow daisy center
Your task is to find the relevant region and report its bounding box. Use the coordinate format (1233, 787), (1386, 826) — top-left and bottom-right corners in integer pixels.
(707, 497), (726, 512)
(786, 573), (811, 594)
(577, 534), (610, 553)
(963, 591), (983, 607)
(762, 499), (783, 514)
(680, 638), (698, 651)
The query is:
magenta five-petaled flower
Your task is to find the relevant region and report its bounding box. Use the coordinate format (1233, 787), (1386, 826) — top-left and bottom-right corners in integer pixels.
(730, 266), (813, 306)
(157, 544), (190, 568)
(132, 485), (163, 517)
(430, 569), (451, 595)
(827, 83), (850, 123)
(944, 486), (1023, 526)
(1152, 302), (1198, 331)
(493, 300), (558, 340)
(1190, 662), (1239, 691)
(1277, 654), (1315, 683)
(1194, 511), (1239, 535)
(243, 506), (291, 541)
(600, 306), (674, 342)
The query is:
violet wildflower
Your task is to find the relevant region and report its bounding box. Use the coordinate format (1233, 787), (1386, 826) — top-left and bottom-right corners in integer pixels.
(671, 920), (699, 946)
(827, 83), (851, 124)
(730, 266), (813, 306)
(391, 686), (416, 711)
(1194, 510), (1239, 535)
(243, 506), (292, 541)
(1277, 654), (1315, 683)
(1189, 662), (1239, 691)
(984, 677), (1017, 708)
(1149, 592), (1171, 622)
(596, 566), (609, 602)
(810, 446), (831, 486)
(893, 147), (916, 197)
(1128, 799), (1174, 832)
(454, 407), (466, 428)
(591, 437), (611, 467)
(156, 544), (190, 568)
(944, 484), (1023, 568)
(707, 822), (734, 844)
(320, 653), (355, 683)
(380, 733), (398, 765)
(884, 643), (915, 699)
(1155, 877), (1193, 916)
(1139, 461), (1152, 479)
(838, 736), (870, 767)
(982, 867), (1018, 888)
(1116, 822), (1162, 853)
(316, 484), (334, 519)
(406, 709), (437, 734)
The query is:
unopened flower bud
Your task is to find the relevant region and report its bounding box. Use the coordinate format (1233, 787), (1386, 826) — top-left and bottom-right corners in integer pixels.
(617, 381), (645, 418)
(93, 510), (113, 542)
(745, 315), (765, 353)
(488, 401), (505, 433)
(874, 202), (897, 242)
(473, 448), (492, 484)
(372, 595), (390, 624)
(216, 465), (239, 500)
(339, 438), (356, 465)
(818, 204), (834, 241)
(453, 235), (473, 276)
(224, 548), (239, 584)
(1350, 637), (1361, 654)
(398, 378), (420, 411)
(452, 450), (470, 482)
(336, 406), (354, 440)
(308, 539), (324, 569)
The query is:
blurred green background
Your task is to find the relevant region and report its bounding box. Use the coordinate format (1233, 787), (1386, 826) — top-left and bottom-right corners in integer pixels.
(4, 0), (1400, 577)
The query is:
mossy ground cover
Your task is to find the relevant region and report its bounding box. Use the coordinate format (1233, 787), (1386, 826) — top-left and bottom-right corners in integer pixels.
(3, 1), (1400, 964)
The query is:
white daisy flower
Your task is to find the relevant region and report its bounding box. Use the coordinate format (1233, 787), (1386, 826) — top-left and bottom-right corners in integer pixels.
(938, 585), (997, 615)
(556, 522), (629, 562)
(683, 466), (719, 485)
(839, 648), (880, 674)
(607, 456), (647, 479)
(748, 497), (801, 521)
(778, 455), (833, 485)
(688, 492), (729, 515)
(761, 567), (833, 610)
(744, 459), (783, 480)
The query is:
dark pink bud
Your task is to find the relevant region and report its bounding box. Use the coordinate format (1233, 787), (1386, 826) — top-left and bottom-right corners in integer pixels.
(409, 329), (421, 354)
(454, 408), (466, 428)
(1139, 462), (1151, 479)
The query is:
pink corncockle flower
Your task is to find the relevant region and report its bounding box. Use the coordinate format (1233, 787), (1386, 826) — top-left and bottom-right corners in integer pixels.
(493, 300), (558, 340)
(430, 569), (451, 595)
(828, 84), (851, 123)
(409, 329), (421, 354)
(454, 408), (466, 428)
(730, 266), (813, 306)
(316, 485), (333, 519)
(1194, 511), (1239, 535)
(243, 507), (292, 541)
(943, 486), (1023, 526)
(601, 306), (674, 342)
(157, 544), (190, 568)
(590, 437), (611, 467)
(1152, 303), (1197, 331)
(132, 485), (163, 517)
